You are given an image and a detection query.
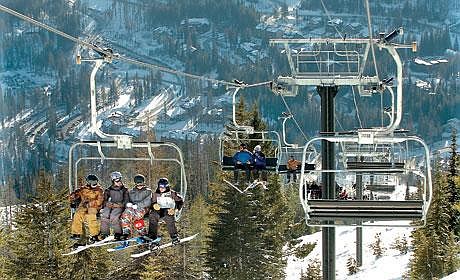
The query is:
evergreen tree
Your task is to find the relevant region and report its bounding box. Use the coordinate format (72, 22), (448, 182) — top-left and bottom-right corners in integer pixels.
(300, 258), (321, 280)
(369, 232), (385, 259)
(2, 171), (118, 280)
(206, 100), (290, 279)
(409, 162), (459, 279)
(390, 235), (409, 255)
(447, 129), (460, 237)
(346, 256), (359, 275)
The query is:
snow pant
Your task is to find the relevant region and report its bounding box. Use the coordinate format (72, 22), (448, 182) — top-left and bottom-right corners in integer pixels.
(287, 170), (297, 183)
(253, 168), (267, 181)
(71, 207), (100, 237)
(120, 207), (147, 237)
(233, 164), (251, 183)
(100, 207), (123, 236)
(148, 209), (178, 239)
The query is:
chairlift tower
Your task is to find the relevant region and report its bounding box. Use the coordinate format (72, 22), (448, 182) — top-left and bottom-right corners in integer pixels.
(269, 31), (425, 280)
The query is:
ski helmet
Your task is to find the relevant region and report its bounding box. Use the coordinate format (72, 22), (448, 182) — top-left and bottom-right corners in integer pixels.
(157, 178), (169, 189)
(86, 174), (99, 186)
(111, 171), (122, 182)
(133, 174), (145, 184)
(254, 145), (261, 152)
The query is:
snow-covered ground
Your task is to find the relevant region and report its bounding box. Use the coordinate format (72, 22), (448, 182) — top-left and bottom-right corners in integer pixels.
(285, 226), (459, 280)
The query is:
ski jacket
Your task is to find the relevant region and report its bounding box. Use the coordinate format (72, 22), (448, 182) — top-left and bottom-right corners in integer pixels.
(253, 151), (266, 168)
(287, 158), (301, 171)
(128, 185), (152, 210)
(103, 185), (129, 208)
(70, 184), (104, 210)
(152, 187), (183, 210)
(233, 150), (253, 165)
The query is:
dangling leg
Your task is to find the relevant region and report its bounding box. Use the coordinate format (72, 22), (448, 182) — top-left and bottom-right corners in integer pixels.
(99, 207), (111, 238)
(87, 208), (101, 242)
(233, 168), (239, 184)
(244, 164), (251, 183)
(110, 208), (124, 239)
(120, 208), (133, 239)
(70, 208), (86, 240)
(164, 213), (179, 244)
(148, 211), (161, 239)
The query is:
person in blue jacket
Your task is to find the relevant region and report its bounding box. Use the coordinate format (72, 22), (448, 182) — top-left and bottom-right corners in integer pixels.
(252, 145), (267, 181)
(233, 143), (253, 184)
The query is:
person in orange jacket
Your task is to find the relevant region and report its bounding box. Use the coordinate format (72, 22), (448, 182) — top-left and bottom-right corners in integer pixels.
(69, 174), (104, 244)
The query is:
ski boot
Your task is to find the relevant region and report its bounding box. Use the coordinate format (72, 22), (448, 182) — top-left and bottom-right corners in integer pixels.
(72, 242), (86, 250)
(70, 234), (81, 241)
(114, 233), (123, 241)
(136, 236), (152, 244)
(148, 236), (161, 250)
(87, 235), (101, 244)
(171, 235), (180, 245)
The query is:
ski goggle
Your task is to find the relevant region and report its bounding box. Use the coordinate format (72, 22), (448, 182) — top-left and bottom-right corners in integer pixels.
(159, 184), (167, 189)
(87, 179), (98, 186)
(113, 178), (122, 183)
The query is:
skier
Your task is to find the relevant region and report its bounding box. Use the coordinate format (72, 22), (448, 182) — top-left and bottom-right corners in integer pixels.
(70, 174), (104, 244)
(149, 178), (183, 245)
(252, 145), (267, 181)
(100, 171), (129, 241)
(120, 174), (152, 241)
(233, 143), (253, 184)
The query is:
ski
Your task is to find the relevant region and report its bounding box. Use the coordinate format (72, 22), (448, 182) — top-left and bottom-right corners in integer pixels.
(223, 179), (268, 193)
(131, 233), (199, 258)
(107, 237), (161, 252)
(63, 235), (115, 256)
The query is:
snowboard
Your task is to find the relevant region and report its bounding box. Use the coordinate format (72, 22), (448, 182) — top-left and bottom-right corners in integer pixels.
(130, 233), (199, 258)
(63, 235), (115, 256)
(107, 237), (161, 252)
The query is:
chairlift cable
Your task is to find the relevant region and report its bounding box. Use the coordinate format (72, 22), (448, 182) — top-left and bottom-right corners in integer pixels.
(364, 0), (385, 126)
(319, 0), (344, 40)
(0, 4), (270, 90)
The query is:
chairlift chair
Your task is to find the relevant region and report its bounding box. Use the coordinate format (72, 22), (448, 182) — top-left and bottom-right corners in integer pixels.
(277, 111), (317, 175)
(219, 86), (283, 173)
(219, 129), (282, 172)
(298, 134), (432, 227)
(68, 140), (188, 220)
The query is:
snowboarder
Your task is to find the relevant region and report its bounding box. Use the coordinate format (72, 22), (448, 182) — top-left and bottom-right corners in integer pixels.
(149, 178), (183, 245)
(252, 145), (267, 181)
(120, 174), (152, 241)
(70, 174), (104, 244)
(233, 143), (253, 184)
(100, 171), (129, 241)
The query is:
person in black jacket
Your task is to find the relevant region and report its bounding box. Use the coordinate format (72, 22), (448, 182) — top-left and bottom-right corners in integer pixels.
(148, 178), (183, 245)
(100, 171), (129, 240)
(120, 174), (152, 240)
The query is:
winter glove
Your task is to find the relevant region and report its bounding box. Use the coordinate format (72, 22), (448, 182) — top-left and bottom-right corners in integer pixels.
(132, 204), (138, 210)
(236, 161), (242, 164)
(153, 203), (161, 211)
(70, 200), (79, 209)
(126, 202), (133, 208)
(167, 208), (175, 216)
